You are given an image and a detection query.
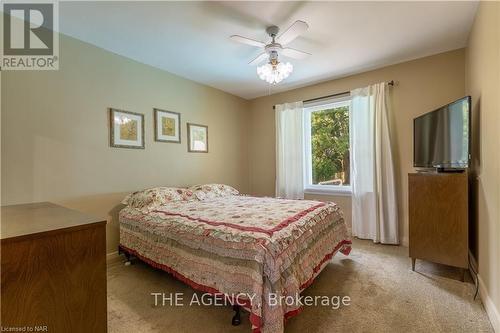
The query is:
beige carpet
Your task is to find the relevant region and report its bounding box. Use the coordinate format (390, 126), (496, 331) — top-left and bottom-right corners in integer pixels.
(107, 239), (493, 332)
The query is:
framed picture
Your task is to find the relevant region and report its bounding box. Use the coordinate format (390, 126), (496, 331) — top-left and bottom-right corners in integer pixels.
(187, 123), (208, 153)
(109, 108), (145, 149)
(154, 108), (181, 143)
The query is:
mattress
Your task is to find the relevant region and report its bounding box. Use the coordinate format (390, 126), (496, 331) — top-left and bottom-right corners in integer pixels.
(119, 195), (351, 333)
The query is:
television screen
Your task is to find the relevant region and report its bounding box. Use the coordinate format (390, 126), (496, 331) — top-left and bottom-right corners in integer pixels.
(414, 96), (471, 169)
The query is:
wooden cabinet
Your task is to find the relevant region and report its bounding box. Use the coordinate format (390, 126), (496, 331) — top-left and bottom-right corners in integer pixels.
(408, 172), (468, 279)
(1, 202), (107, 332)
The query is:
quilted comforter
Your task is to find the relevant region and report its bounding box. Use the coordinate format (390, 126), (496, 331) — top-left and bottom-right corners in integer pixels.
(119, 195), (351, 333)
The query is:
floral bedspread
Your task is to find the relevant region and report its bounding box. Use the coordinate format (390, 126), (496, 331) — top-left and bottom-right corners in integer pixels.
(119, 195), (351, 333)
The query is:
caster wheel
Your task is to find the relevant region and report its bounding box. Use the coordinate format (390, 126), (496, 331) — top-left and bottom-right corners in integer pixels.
(232, 316), (241, 326)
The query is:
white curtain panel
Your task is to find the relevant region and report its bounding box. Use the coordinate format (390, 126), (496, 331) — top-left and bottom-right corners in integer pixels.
(275, 101), (304, 199)
(351, 83), (399, 244)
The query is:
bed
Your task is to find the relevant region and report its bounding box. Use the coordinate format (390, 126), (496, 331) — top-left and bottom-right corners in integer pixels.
(118, 186), (351, 333)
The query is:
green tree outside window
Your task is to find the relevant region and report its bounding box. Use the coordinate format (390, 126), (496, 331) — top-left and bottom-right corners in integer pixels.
(311, 106), (350, 185)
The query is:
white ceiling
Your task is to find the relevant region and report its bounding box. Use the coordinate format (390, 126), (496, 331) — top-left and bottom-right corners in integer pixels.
(59, 1), (478, 99)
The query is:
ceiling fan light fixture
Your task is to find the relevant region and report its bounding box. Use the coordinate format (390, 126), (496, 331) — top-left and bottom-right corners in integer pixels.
(257, 61), (293, 84)
(231, 20), (310, 84)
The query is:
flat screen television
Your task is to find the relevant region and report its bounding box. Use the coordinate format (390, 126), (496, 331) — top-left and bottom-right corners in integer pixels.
(413, 96), (471, 170)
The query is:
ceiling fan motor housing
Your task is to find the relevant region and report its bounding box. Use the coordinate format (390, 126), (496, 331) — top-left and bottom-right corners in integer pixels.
(265, 26), (283, 59)
(265, 44), (282, 56)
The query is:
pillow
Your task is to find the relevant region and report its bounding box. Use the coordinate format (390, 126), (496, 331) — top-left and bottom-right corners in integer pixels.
(121, 187), (195, 210)
(189, 184), (239, 201)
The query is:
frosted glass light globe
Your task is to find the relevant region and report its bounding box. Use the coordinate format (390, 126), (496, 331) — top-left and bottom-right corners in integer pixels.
(257, 61), (293, 84)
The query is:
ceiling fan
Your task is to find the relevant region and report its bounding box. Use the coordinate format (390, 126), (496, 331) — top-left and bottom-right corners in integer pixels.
(230, 20), (311, 84)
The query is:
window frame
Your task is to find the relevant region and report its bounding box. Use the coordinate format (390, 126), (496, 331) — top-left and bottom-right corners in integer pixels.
(303, 96), (352, 196)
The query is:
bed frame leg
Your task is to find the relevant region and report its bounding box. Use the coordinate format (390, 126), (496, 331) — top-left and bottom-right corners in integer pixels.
(119, 246), (132, 266)
(231, 305), (241, 326)
(124, 252), (132, 266)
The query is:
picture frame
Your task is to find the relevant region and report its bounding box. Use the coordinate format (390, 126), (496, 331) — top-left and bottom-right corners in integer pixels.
(187, 123), (208, 153)
(109, 108), (145, 149)
(154, 108), (181, 143)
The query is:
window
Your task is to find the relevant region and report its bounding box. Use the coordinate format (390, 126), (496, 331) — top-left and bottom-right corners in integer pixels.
(304, 96), (351, 195)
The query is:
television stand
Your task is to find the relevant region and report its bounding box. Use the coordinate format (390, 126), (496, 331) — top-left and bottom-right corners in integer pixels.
(408, 172), (469, 281)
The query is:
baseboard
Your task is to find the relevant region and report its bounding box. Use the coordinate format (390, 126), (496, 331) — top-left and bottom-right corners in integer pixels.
(106, 250), (121, 264)
(469, 249), (478, 273)
(478, 274), (500, 332)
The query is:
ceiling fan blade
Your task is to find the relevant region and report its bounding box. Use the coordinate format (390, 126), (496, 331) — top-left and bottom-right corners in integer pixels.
(282, 47), (311, 60)
(230, 35), (266, 48)
(276, 20), (309, 45)
(248, 52), (268, 66)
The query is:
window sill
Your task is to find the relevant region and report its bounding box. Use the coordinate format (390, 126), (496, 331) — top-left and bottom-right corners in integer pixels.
(304, 186), (352, 197)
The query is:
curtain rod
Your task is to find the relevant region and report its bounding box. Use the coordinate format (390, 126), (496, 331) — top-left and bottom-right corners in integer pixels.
(272, 80), (394, 110)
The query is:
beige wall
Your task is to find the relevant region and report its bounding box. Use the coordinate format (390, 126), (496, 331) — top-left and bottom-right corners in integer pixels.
(302, 193), (352, 233)
(465, 2), (500, 330)
(248, 49), (466, 245)
(1, 34), (250, 253)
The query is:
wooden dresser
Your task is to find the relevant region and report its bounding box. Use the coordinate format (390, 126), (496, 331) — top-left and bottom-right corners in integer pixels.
(1, 202), (107, 332)
(408, 172), (468, 280)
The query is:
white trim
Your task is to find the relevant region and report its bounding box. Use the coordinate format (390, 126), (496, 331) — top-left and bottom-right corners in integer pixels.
(478, 274), (500, 332)
(304, 185), (352, 196)
(304, 106), (313, 186)
(303, 95), (351, 111)
(303, 97), (352, 192)
(469, 250), (478, 273)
